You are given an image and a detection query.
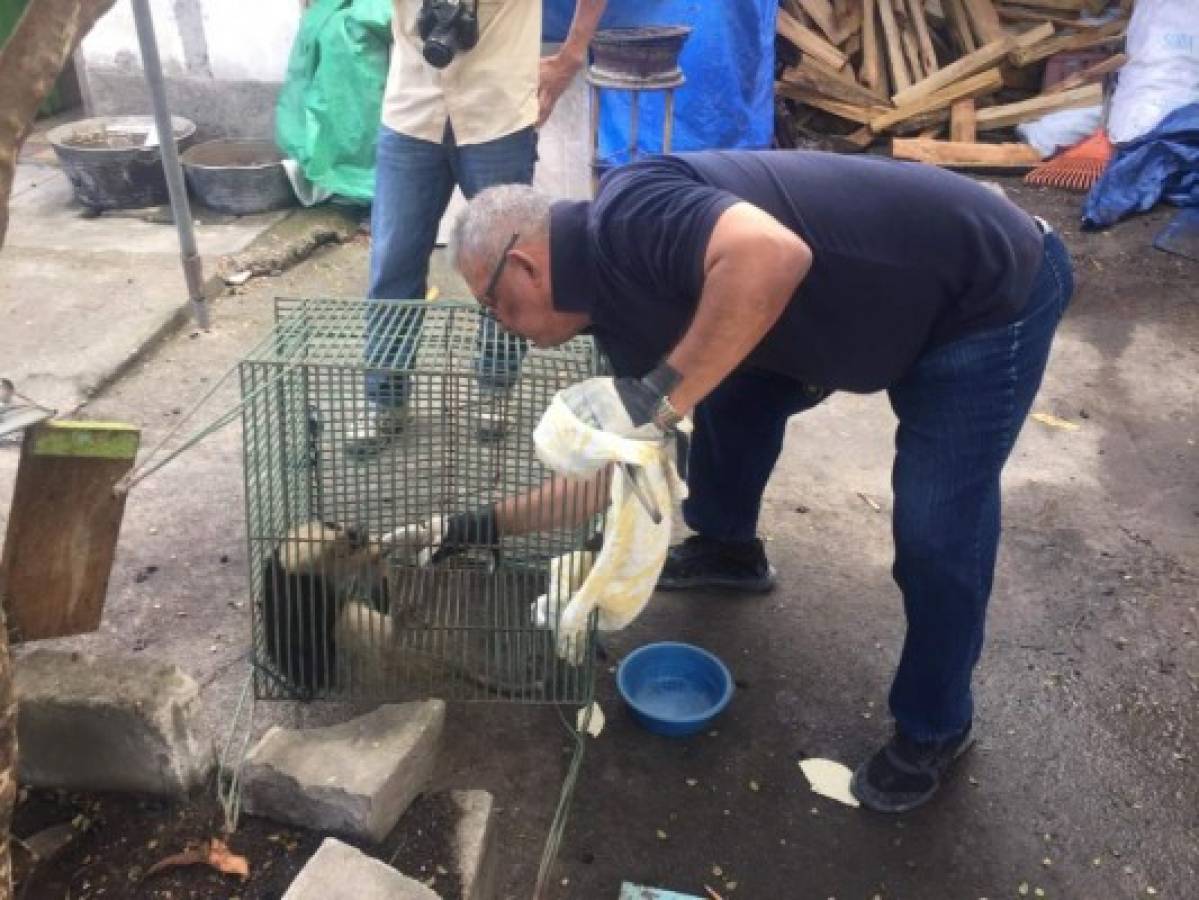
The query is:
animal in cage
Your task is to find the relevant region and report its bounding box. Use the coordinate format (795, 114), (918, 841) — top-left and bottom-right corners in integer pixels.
(241, 299), (605, 703)
(259, 518), (433, 698)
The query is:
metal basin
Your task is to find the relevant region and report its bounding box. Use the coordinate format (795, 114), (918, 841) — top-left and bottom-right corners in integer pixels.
(47, 115), (196, 210)
(182, 139), (295, 215)
(589, 25), (692, 88)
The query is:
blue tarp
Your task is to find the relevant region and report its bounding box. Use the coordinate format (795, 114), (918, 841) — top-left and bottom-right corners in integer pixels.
(544, 1), (776, 162)
(1082, 103), (1199, 230)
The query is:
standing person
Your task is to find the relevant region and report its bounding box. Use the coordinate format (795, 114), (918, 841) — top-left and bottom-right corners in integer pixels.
(437, 150), (1075, 812)
(360, 0), (606, 448)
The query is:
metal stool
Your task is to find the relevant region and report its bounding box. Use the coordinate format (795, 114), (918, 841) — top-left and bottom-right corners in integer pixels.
(586, 25), (691, 196)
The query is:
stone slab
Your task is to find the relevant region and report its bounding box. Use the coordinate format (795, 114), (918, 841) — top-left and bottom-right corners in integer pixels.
(451, 790), (497, 900)
(282, 837), (440, 900)
(241, 701), (445, 843)
(15, 649), (211, 798)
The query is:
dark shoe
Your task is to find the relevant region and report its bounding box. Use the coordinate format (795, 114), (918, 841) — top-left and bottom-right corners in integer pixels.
(850, 725), (975, 813)
(655, 535), (777, 593)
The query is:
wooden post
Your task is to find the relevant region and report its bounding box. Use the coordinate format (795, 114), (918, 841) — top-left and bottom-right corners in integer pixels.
(1, 421), (140, 642)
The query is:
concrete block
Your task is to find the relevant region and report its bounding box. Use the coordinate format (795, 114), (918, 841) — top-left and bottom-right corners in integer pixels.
(451, 790), (498, 900)
(283, 838), (440, 900)
(242, 701), (445, 843)
(15, 649), (211, 798)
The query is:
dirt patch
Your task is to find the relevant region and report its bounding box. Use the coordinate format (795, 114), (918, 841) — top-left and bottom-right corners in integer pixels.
(12, 787), (464, 899)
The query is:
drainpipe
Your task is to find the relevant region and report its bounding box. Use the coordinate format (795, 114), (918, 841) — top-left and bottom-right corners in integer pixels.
(130, 0), (210, 330)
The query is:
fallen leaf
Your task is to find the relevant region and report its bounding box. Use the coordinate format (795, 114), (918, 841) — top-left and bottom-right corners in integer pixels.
(145, 838), (249, 882)
(798, 758), (860, 808)
(1031, 412), (1080, 432)
(704, 887), (725, 900)
(656, 829), (668, 841)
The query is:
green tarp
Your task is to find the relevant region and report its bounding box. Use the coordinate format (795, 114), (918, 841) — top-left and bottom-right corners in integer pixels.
(275, 0), (393, 202)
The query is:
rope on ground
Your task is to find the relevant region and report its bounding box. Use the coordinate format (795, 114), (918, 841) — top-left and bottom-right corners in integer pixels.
(216, 667), (259, 834)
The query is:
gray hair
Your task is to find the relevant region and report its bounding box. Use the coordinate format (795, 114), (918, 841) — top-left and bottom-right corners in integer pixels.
(449, 184), (553, 273)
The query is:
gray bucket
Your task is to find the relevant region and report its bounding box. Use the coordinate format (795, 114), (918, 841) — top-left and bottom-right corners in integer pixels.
(181, 139), (295, 215)
(47, 115), (196, 210)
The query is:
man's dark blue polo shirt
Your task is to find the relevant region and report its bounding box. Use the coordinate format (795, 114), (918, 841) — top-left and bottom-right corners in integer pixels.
(548, 150), (1045, 392)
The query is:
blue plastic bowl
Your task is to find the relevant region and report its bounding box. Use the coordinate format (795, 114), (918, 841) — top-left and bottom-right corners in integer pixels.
(617, 641), (734, 737)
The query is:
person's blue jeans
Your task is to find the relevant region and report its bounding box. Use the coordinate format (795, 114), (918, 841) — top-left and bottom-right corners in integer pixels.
(366, 123), (535, 408)
(684, 230), (1075, 742)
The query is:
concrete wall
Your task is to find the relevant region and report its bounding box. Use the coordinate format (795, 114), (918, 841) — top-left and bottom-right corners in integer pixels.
(78, 0), (303, 140)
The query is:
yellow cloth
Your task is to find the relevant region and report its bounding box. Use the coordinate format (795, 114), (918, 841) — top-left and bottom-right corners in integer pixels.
(532, 394), (689, 663)
(382, 0), (539, 146)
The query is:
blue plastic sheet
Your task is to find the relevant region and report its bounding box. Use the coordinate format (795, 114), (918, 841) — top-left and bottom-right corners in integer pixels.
(1082, 103), (1199, 230)
(544, 1), (776, 162)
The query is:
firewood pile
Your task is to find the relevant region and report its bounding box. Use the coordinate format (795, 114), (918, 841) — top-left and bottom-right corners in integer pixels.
(774, 0), (1131, 168)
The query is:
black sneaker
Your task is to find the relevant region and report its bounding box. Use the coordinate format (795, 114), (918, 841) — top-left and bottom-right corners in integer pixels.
(850, 725), (975, 814)
(655, 535), (777, 593)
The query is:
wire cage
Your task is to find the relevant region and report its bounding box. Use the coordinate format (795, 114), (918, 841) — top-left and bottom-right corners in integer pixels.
(240, 298), (606, 704)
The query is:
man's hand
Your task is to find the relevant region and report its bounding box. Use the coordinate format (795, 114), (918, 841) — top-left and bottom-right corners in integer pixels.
(430, 507), (500, 563)
(537, 51), (583, 127)
(561, 363), (682, 437)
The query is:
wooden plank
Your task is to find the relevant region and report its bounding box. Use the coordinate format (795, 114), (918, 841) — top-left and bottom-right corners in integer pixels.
(794, 0), (840, 42)
(906, 0), (940, 76)
(1044, 51), (1126, 94)
(996, 4), (1082, 27)
(870, 66), (1001, 131)
(975, 82), (1102, 129)
(861, 0), (885, 92)
(877, 0), (912, 92)
(950, 98), (977, 141)
(900, 23), (926, 80)
(1004, 0), (1100, 10)
(892, 33), (1016, 105)
(944, 0), (977, 54)
(917, 124), (945, 139)
(1012, 20), (1056, 50)
(1009, 19), (1125, 67)
(892, 137), (1042, 168)
(830, 5), (864, 45)
(1, 421), (140, 642)
(776, 57), (892, 107)
(962, 0), (1006, 44)
(778, 8), (849, 70)
(779, 87), (892, 124)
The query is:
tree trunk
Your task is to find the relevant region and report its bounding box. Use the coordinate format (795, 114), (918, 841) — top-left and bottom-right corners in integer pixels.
(0, 3), (117, 897)
(0, 607), (13, 899)
(0, 0), (117, 248)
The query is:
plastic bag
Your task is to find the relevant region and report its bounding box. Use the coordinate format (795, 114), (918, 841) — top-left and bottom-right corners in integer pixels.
(1107, 0), (1199, 144)
(1017, 105), (1103, 157)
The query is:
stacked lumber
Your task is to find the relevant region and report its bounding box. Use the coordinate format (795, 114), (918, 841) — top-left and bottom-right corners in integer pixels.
(774, 0), (1128, 169)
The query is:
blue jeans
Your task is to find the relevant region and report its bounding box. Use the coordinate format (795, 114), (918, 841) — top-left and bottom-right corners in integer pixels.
(366, 123), (535, 408)
(684, 231), (1075, 742)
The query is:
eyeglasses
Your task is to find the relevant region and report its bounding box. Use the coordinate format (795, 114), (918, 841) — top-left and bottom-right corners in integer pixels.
(481, 232), (520, 310)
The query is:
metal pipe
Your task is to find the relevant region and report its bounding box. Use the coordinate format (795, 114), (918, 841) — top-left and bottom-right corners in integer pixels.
(130, 0), (210, 330)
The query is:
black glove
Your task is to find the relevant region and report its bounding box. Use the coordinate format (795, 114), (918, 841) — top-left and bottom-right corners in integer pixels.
(431, 507), (500, 564)
(612, 361), (683, 430)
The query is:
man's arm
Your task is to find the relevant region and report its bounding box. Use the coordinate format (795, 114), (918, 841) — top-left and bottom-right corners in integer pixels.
(664, 202), (813, 416)
(537, 0), (607, 127)
(495, 469), (610, 535)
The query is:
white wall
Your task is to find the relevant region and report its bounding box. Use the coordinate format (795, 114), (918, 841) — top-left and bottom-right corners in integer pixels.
(80, 0), (300, 83)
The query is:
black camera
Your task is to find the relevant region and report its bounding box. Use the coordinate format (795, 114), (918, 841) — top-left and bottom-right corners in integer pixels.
(417, 0), (479, 69)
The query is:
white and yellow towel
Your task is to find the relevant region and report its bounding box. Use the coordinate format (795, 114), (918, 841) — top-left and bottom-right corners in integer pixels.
(532, 392), (689, 663)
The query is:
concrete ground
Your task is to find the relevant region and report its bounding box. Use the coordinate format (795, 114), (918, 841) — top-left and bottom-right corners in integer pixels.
(1, 124), (289, 413)
(0, 180), (1195, 900)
